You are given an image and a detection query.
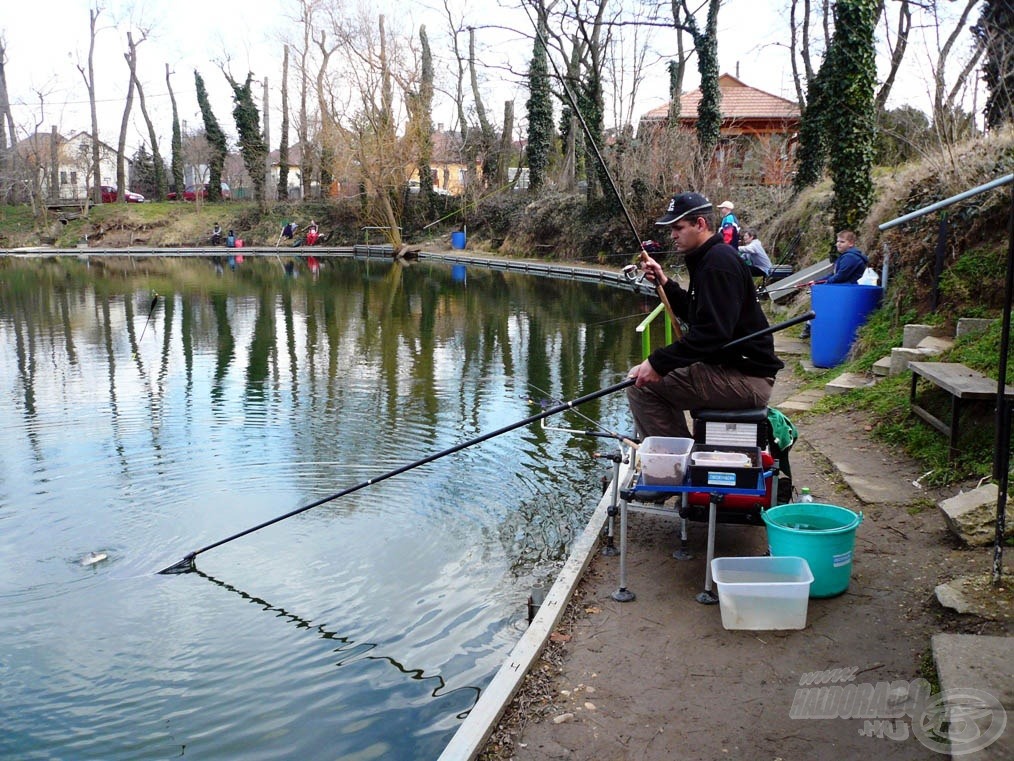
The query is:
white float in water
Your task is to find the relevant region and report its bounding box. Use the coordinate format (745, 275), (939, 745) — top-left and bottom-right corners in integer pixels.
(81, 551), (108, 566)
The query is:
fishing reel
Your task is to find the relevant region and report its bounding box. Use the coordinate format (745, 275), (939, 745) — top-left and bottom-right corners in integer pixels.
(622, 263), (646, 284)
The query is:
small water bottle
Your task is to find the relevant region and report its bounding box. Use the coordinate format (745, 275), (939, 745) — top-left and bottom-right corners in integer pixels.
(800, 487), (814, 503)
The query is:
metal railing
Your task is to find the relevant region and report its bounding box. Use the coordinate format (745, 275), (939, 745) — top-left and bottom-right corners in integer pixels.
(635, 302), (673, 359)
(878, 172), (1013, 585)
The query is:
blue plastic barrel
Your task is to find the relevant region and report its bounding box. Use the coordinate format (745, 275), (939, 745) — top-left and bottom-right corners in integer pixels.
(451, 231), (466, 250)
(811, 284), (883, 367)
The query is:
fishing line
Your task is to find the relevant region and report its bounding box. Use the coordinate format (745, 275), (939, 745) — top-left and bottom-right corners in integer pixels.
(157, 313), (811, 576)
(157, 378), (637, 574)
(523, 380), (629, 441)
(585, 311), (656, 327)
(520, 2), (681, 336)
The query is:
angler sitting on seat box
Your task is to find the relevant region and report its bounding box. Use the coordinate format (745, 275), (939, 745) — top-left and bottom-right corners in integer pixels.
(626, 192), (784, 440)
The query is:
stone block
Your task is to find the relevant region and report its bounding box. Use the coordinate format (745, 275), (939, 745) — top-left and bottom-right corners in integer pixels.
(915, 335), (954, 354)
(890, 346), (932, 375)
(872, 356), (891, 376)
(938, 483), (1013, 546)
(825, 372), (876, 395)
(956, 317), (996, 339)
(903, 324), (936, 349)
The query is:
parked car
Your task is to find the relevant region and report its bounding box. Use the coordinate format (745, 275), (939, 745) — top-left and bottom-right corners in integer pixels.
(407, 179), (450, 196)
(167, 182), (232, 201)
(100, 185), (145, 203)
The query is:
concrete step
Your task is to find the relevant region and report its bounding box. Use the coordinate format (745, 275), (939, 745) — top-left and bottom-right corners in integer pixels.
(825, 372), (878, 395)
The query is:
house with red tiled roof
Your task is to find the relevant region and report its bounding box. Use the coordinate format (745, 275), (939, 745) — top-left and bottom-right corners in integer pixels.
(640, 73), (801, 185)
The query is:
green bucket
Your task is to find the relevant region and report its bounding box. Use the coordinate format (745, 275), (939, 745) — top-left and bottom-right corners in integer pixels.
(762, 503), (863, 598)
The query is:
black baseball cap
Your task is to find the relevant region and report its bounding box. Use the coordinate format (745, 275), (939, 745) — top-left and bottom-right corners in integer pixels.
(655, 192), (713, 226)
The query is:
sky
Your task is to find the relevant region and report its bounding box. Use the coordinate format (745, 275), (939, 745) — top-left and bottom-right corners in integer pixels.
(2, 0), (985, 155)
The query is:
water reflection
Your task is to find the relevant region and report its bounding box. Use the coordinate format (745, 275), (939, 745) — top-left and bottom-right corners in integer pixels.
(0, 256), (653, 759)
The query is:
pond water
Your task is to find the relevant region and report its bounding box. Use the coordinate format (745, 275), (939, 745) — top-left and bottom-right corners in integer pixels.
(0, 256), (650, 760)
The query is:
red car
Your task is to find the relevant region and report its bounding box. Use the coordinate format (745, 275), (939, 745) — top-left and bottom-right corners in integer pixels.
(168, 182), (232, 201)
(100, 185), (145, 203)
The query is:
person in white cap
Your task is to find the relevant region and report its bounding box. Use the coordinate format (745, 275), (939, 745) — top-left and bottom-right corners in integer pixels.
(717, 200), (740, 247)
(626, 192), (783, 439)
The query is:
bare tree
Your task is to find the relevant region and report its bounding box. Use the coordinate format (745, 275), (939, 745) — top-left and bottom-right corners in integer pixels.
(76, 6), (103, 205)
(931, 0), (984, 139)
(875, 0), (912, 111)
(0, 36), (18, 203)
(116, 32), (139, 201)
(126, 30), (166, 199)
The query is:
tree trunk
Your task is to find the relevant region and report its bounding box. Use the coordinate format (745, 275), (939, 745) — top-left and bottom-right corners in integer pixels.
(874, 0), (909, 112)
(77, 8), (103, 205)
(0, 39), (17, 204)
(166, 64), (184, 196)
(298, 1), (311, 199)
(277, 45), (290, 201)
(127, 33), (165, 199)
(117, 32), (138, 203)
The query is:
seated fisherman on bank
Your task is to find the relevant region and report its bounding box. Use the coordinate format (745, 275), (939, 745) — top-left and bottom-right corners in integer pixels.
(627, 192), (784, 439)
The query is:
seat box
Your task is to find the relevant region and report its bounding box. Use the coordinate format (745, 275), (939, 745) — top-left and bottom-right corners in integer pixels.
(689, 445), (762, 489)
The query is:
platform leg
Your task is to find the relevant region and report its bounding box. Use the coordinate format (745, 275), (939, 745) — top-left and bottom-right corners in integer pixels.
(612, 497), (635, 602)
(601, 457), (620, 557)
(695, 494), (720, 605)
(673, 494), (693, 560)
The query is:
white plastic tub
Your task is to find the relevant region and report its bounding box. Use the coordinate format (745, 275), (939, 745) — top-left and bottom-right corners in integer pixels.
(638, 436), (694, 485)
(691, 450), (751, 467)
(711, 556), (813, 630)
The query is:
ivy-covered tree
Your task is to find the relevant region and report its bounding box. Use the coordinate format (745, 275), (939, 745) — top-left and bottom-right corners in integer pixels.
(224, 71), (268, 203)
(973, 0), (1014, 129)
(166, 64), (184, 196)
(277, 45), (290, 200)
(793, 65), (830, 192)
(418, 25), (435, 208)
(826, 0), (877, 231)
(526, 16), (553, 193)
(577, 66), (607, 203)
(195, 71), (227, 201)
(671, 0), (722, 176)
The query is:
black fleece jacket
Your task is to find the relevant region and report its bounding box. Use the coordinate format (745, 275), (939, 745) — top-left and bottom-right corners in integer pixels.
(648, 233), (784, 378)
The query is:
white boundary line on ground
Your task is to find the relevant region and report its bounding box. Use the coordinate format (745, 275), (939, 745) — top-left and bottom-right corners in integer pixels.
(437, 454), (635, 761)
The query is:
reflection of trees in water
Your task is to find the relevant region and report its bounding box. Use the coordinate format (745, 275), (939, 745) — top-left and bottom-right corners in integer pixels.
(0, 257), (642, 527)
(195, 567), (481, 719)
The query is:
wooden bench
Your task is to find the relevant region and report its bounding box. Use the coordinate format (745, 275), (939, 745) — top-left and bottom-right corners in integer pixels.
(908, 361), (1014, 460)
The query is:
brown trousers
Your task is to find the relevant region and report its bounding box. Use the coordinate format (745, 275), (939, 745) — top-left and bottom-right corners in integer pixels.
(626, 362), (774, 439)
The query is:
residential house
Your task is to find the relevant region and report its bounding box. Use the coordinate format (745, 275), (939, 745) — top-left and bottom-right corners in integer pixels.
(410, 128), (481, 195)
(639, 73), (801, 185)
(15, 128), (127, 202)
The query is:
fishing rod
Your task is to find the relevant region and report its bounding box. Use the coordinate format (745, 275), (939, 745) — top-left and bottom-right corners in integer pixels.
(157, 378), (634, 574)
(157, 313), (810, 575)
(520, 2), (682, 337)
